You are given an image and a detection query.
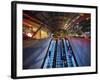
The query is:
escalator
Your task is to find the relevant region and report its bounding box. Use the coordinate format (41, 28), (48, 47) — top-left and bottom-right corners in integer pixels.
(42, 38), (78, 68)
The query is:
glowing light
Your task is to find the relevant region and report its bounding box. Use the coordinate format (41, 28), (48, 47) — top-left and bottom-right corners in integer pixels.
(76, 16), (80, 19)
(41, 30), (48, 38)
(80, 13), (84, 16)
(86, 17), (89, 20)
(32, 28), (37, 31)
(26, 33), (32, 37)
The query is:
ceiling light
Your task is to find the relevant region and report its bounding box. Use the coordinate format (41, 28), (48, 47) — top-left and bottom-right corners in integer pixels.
(80, 13), (84, 16)
(86, 17), (89, 20)
(26, 33), (32, 37)
(76, 16), (80, 19)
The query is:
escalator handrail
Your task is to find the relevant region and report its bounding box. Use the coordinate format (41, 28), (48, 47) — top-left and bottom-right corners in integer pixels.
(41, 38), (53, 68)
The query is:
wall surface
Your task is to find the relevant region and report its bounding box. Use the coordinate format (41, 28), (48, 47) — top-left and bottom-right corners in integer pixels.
(69, 38), (91, 66)
(23, 38), (51, 69)
(0, 0), (99, 80)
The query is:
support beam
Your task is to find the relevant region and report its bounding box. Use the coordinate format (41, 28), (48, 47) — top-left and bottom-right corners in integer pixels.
(32, 26), (43, 37)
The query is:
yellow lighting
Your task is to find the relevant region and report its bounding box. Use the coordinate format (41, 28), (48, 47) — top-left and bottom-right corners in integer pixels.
(33, 28), (37, 31)
(80, 13), (84, 16)
(41, 30), (48, 38)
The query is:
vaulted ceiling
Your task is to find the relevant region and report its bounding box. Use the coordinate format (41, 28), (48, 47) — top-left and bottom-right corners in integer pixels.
(23, 10), (90, 33)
